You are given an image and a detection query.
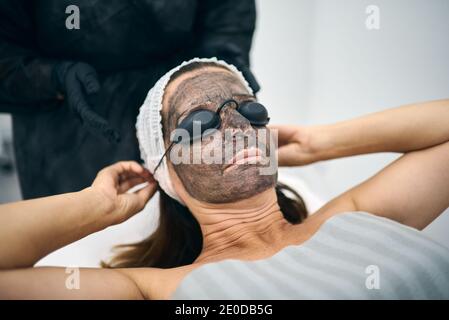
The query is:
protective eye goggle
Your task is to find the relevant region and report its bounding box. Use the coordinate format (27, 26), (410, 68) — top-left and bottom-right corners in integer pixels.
(154, 98), (270, 173)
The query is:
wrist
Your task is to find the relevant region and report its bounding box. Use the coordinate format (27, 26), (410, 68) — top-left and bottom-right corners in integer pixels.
(78, 187), (117, 227)
(313, 122), (363, 161)
(306, 125), (335, 162)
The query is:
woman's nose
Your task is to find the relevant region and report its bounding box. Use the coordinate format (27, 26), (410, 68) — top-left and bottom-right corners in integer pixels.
(220, 104), (252, 132)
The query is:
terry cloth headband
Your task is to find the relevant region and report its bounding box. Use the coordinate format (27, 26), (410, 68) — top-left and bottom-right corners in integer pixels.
(136, 57), (254, 205)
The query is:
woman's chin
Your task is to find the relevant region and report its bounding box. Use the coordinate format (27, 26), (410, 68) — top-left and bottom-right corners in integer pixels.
(197, 170), (276, 204)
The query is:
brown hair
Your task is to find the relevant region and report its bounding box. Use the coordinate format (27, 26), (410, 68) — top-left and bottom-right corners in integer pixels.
(102, 183), (307, 269)
(102, 61), (308, 269)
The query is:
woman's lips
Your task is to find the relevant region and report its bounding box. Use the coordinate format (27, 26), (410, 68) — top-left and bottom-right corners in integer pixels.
(223, 148), (264, 172)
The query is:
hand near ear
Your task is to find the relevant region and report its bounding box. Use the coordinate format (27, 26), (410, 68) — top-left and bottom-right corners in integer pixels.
(91, 161), (157, 223)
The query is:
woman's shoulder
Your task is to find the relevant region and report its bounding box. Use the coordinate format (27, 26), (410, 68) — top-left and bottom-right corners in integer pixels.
(116, 263), (205, 300)
(302, 210), (416, 240)
(297, 210), (449, 257)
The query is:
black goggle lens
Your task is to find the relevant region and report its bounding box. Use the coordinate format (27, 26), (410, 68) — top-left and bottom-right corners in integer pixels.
(175, 109), (220, 143)
(239, 101), (270, 126)
(173, 100), (270, 144)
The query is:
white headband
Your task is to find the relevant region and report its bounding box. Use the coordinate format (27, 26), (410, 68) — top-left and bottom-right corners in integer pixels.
(136, 57), (254, 205)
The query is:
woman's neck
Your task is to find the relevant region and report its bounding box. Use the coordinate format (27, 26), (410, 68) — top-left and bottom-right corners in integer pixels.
(189, 188), (293, 264)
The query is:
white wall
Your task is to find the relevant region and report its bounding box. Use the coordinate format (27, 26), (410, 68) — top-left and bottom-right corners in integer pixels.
(252, 0), (449, 246)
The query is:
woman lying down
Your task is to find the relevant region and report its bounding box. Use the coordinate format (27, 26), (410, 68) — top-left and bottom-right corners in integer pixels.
(1, 58), (448, 300)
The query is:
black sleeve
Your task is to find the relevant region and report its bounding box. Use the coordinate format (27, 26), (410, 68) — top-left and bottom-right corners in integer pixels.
(191, 0), (259, 91)
(0, 0), (59, 113)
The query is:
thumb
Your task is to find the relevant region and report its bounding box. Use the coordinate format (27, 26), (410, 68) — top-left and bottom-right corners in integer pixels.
(135, 182), (158, 208)
(118, 182), (158, 221)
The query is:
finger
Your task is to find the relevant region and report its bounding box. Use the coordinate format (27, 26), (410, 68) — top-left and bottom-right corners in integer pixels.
(66, 78), (87, 114)
(70, 99), (121, 143)
(83, 74), (100, 95)
(66, 74), (119, 144)
(106, 161), (154, 186)
(118, 176), (147, 193)
(66, 82), (105, 129)
(118, 170), (142, 182)
(276, 143), (313, 167)
(97, 161), (140, 185)
(268, 125), (299, 146)
(108, 161), (146, 176)
(77, 64), (100, 94)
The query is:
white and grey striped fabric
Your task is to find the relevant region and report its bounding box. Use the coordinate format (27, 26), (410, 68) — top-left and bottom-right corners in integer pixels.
(171, 212), (449, 299)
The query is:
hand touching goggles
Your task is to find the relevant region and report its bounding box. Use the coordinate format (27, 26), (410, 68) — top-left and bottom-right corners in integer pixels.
(154, 98), (270, 172)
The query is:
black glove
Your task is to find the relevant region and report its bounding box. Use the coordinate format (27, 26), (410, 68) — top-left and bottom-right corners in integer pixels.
(52, 62), (121, 143)
(196, 43), (261, 94)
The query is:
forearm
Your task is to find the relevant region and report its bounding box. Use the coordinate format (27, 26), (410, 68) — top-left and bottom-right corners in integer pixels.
(0, 188), (113, 269)
(311, 99), (449, 161)
(0, 267), (143, 299)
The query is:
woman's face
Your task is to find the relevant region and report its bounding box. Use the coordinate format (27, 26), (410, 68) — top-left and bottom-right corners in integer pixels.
(162, 66), (277, 204)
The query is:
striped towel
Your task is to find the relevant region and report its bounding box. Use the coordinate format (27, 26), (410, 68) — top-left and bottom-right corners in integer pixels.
(171, 212), (449, 299)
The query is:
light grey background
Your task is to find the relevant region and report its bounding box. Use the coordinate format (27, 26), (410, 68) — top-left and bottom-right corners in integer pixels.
(1, 0), (448, 248)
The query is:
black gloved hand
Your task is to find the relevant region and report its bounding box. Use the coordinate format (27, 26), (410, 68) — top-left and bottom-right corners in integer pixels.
(196, 43), (261, 94)
(52, 62), (121, 143)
